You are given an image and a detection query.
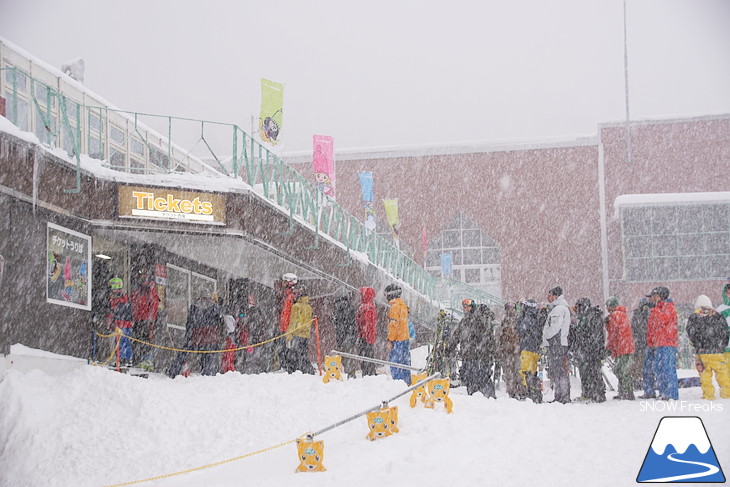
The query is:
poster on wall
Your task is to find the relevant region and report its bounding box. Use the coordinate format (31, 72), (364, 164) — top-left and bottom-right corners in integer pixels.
(47, 222), (92, 310)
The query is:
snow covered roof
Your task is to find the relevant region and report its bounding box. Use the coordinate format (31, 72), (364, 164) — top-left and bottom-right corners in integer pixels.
(613, 192), (730, 218)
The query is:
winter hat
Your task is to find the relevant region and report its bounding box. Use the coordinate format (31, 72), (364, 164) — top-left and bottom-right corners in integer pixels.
(646, 286), (670, 301)
(522, 299), (537, 308)
(605, 296), (620, 310)
(548, 286), (563, 297)
(694, 295), (712, 310)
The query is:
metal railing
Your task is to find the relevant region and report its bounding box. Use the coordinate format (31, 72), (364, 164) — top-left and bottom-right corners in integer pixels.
(0, 65), (437, 300)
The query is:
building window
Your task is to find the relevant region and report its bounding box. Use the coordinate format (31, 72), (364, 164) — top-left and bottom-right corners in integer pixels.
(622, 203), (730, 281)
(425, 212), (501, 295)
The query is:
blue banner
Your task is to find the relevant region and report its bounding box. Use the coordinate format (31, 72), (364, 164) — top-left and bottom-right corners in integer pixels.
(440, 252), (453, 277)
(358, 172), (374, 202)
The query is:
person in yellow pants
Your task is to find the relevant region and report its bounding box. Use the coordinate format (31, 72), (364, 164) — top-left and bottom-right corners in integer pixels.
(687, 295), (730, 400)
(516, 299), (543, 402)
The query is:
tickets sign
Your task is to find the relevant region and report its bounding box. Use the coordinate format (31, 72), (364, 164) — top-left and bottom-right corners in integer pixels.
(118, 186), (226, 224)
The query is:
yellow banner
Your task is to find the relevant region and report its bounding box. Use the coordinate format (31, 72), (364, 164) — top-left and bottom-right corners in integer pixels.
(383, 199), (399, 228)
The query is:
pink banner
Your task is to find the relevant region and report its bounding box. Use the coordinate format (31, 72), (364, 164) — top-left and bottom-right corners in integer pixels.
(313, 135), (335, 199)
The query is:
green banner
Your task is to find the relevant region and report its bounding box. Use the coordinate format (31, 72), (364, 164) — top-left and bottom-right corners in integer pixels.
(259, 79), (284, 146)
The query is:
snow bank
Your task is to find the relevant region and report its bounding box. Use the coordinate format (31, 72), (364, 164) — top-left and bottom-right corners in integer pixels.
(0, 347), (727, 487)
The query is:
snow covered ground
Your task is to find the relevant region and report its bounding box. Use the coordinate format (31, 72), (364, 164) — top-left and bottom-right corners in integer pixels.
(1, 345), (727, 487)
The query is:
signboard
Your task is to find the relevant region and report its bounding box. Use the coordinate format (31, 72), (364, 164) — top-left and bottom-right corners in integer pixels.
(47, 222), (92, 310)
(118, 186), (226, 225)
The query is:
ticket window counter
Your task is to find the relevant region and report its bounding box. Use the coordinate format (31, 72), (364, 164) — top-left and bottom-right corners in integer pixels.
(164, 263), (217, 346)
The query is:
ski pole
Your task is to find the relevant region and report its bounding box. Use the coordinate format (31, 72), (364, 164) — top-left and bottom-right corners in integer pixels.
(331, 349), (424, 372)
(307, 372), (441, 439)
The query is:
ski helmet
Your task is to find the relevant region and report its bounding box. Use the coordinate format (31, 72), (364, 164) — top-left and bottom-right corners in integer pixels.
(385, 284), (401, 300)
(109, 277), (123, 290)
(282, 273), (298, 285)
(461, 298), (475, 308)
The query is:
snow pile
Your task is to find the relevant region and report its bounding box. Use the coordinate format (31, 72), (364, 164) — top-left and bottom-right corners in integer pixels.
(0, 346), (728, 487)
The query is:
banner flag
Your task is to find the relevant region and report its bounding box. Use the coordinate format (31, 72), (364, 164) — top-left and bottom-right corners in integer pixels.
(440, 252), (453, 277)
(358, 172), (374, 202)
(313, 135), (335, 199)
(383, 199), (399, 228)
(358, 172), (376, 232)
(259, 79), (284, 146)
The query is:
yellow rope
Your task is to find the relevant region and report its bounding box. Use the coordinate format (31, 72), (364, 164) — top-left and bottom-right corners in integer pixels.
(94, 318), (314, 354)
(93, 329), (296, 354)
(90, 329), (122, 367)
(101, 438), (297, 487)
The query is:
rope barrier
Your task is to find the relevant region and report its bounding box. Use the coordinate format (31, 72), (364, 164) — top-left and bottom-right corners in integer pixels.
(89, 329), (122, 367)
(331, 349), (424, 372)
(93, 328), (297, 354)
(101, 438), (297, 487)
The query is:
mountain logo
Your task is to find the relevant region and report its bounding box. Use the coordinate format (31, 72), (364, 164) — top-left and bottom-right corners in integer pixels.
(637, 416), (725, 483)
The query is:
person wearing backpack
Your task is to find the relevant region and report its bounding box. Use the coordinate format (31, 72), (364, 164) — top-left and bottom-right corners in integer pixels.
(543, 286), (572, 404)
(572, 298), (606, 403)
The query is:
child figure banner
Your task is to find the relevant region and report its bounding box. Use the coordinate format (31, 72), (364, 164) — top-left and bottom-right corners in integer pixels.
(313, 135), (335, 199)
(47, 222), (92, 310)
(259, 79), (284, 147)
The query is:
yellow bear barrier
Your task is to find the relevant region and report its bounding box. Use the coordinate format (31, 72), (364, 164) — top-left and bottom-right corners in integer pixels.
(365, 405), (399, 441)
(409, 373), (429, 408)
(295, 437), (326, 472)
(424, 378), (453, 414)
(322, 355), (343, 383)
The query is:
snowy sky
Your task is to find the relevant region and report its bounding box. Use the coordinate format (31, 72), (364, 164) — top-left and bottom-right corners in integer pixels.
(1, 0), (729, 153)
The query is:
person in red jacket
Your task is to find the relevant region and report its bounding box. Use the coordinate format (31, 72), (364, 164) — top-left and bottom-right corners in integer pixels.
(356, 286), (377, 376)
(107, 277), (134, 367)
(605, 296), (636, 400)
(641, 286), (679, 400)
(131, 267), (159, 370)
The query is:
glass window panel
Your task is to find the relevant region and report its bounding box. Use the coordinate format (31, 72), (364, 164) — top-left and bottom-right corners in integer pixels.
(625, 236), (652, 258)
(677, 234), (701, 256)
(451, 249), (462, 265)
(5, 95), (30, 131)
(165, 265), (190, 328)
(464, 268), (481, 284)
(64, 100), (79, 122)
(62, 128), (77, 157)
(652, 235), (677, 257)
(676, 206), (703, 233)
(463, 229), (481, 247)
(623, 208), (650, 236)
(428, 270), (440, 279)
(654, 257), (679, 280)
(89, 136), (104, 159)
(626, 258), (653, 282)
(109, 149), (126, 169)
(482, 248), (500, 264)
(707, 255), (730, 278)
(428, 235), (442, 250)
(130, 158), (145, 173)
(150, 147), (168, 168)
(652, 207), (677, 235)
(89, 112), (103, 132)
(33, 82), (56, 108)
(704, 205), (729, 232)
(463, 248), (481, 265)
(110, 125), (125, 145)
(705, 233), (730, 255)
(4, 69), (28, 93)
(34, 114), (57, 145)
(677, 256), (706, 280)
(426, 250), (440, 267)
(461, 216), (477, 229)
(442, 230), (460, 248)
(445, 216), (461, 230)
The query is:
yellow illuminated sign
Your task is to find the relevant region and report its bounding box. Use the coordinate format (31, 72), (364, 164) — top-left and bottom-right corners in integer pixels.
(119, 186), (225, 224)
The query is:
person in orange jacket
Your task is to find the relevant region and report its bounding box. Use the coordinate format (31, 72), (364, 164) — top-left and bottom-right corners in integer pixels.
(605, 296), (636, 400)
(386, 283), (411, 385)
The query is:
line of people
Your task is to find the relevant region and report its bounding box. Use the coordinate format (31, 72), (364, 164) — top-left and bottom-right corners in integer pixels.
(428, 282), (730, 403)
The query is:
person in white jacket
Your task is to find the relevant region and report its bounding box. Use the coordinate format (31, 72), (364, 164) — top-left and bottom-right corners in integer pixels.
(543, 286), (572, 403)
